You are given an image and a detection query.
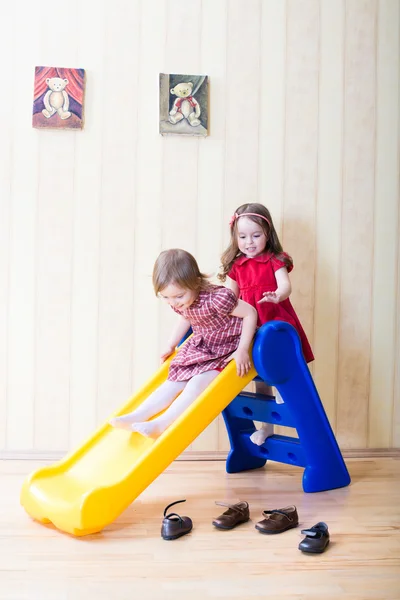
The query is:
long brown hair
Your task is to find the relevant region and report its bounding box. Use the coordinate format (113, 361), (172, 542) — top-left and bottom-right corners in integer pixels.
(153, 248), (210, 295)
(218, 203), (292, 282)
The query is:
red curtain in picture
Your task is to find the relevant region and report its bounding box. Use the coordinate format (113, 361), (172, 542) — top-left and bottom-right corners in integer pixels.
(34, 67), (84, 103)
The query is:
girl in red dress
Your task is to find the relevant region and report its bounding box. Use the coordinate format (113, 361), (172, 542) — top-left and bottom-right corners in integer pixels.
(110, 249), (257, 439)
(219, 203), (314, 446)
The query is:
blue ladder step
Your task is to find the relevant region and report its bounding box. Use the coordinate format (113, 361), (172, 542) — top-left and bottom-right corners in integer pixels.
(240, 433), (306, 467)
(230, 392), (296, 428)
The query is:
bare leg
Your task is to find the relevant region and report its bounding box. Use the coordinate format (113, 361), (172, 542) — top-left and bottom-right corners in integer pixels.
(132, 370), (220, 439)
(109, 379), (187, 430)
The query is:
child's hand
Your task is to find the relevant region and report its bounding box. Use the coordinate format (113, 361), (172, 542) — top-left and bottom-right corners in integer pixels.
(160, 345), (175, 363)
(226, 348), (252, 377)
(258, 291), (281, 304)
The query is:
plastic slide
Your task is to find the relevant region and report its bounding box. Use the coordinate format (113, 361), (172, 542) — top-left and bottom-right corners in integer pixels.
(20, 353), (256, 536)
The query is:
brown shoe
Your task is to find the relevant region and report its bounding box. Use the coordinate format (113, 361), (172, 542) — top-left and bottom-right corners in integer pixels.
(255, 506), (298, 534)
(212, 501), (250, 530)
(161, 500), (193, 540)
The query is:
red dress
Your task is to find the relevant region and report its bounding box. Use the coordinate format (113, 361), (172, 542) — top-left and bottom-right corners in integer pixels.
(168, 286), (243, 382)
(228, 252), (314, 363)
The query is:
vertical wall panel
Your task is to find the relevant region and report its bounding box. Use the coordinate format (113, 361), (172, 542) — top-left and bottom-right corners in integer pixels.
(283, 0), (319, 345)
(337, 0), (377, 448)
(6, 2), (40, 450)
(131, 0), (166, 393)
(394, 208), (400, 447)
(391, 6), (400, 450)
(96, 0), (141, 423)
(258, 0), (286, 236)
(224, 0), (262, 216)
(0, 7), (13, 449)
(313, 0), (344, 425)
(197, 0), (228, 274)
(368, 0), (400, 447)
(34, 137), (75, 451)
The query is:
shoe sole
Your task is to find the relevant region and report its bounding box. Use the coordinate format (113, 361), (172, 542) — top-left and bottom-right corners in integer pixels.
(255, 522), (298, 534)
(299, 539), (330, 553)
(162, 525), (193, 540)
(212, 518), (250, 530)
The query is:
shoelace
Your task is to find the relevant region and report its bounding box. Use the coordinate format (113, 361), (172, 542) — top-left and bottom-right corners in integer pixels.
(163, 499), (187, 526)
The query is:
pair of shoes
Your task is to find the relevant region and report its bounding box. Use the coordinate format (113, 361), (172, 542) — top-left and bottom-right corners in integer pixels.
(161, 500), (193, 540)
(212, 501), (250, 530)
(298, 522), (330, 553)
(212, 503), (298, 535)
(255, 506), (298, 534)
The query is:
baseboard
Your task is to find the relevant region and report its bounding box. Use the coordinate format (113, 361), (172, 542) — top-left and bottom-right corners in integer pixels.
(0, 450), (66, 461)
(1, 448), (399, 461)
(178, 448), (400, 460)
(341, 448), (400, 458)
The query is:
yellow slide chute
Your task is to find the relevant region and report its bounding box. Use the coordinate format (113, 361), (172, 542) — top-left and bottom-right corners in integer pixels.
(21, 355), (255, 536)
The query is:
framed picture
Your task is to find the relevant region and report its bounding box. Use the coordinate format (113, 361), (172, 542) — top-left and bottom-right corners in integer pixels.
(159, 73), (208, 137)
(32, 67), (86, 130)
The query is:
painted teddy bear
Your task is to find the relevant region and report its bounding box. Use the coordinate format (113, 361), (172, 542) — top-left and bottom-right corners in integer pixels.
(42, 77), (72, 120)
(169, 82), (201, 127)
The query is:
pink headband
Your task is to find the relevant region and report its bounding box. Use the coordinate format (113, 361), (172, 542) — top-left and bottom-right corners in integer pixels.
(229, 212), (271, 228)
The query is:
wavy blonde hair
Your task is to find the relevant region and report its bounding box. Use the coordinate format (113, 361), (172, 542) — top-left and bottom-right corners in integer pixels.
(218, 203), (292, 282)
(153, 248), (210, 295)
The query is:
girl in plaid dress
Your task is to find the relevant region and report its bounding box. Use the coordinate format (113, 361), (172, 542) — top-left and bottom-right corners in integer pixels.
(219, 203), (314, 446)
(110, 249), (257, 439)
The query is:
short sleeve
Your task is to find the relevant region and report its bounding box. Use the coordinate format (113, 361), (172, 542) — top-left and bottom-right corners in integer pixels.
(227, 263), (237, 282)
(271, 253), (293, 274)
(211, 287), (238, 316)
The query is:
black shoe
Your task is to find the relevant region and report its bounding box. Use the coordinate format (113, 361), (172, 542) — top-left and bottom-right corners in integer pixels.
(161, 500), (193, 540)
(298, 522), (330, 553)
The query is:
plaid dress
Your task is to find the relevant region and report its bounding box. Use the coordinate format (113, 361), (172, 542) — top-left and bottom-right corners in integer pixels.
(168, 286), (242, 382)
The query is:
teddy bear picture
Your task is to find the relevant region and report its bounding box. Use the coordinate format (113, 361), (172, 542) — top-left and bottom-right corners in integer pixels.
(32, 67), (86, 130)
(159, 73), (208, 137)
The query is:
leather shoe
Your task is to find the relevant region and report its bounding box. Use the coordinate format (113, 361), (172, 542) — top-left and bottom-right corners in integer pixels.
(161, 500), (193, 540)
(212, 501), (250, 530)
(298, 522), (330, 553)
(255, 505), (298, 534)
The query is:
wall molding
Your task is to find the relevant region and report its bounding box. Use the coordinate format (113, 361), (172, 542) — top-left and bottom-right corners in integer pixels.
(1, 448), (399, 462)
(179, 448), (400, 460)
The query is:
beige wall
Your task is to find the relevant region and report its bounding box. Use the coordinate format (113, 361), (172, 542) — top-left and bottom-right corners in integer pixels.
(0, 0), (399, 456)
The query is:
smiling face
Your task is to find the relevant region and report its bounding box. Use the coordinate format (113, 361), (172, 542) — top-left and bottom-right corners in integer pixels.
(236, 216), (267, 258)
(159, 282), (198, 310)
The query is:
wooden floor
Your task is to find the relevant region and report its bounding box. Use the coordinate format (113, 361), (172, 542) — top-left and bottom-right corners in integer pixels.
(0, 458), (399, 600)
